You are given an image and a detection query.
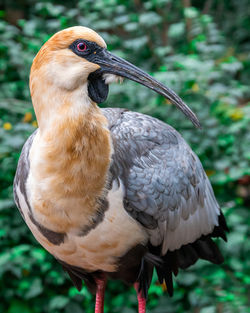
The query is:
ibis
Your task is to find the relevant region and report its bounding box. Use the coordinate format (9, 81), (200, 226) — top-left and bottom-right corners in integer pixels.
(14, 26), (228, 313)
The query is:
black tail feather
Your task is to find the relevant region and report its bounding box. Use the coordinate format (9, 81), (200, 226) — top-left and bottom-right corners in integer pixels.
(209, 213), (229, 242)
(62, 266), (82, 291)
(164, 268), (174, 297)
(193, 237), (224, 264)
(138, 257), (154, 299)
(176, 244), (199, 269)
(58, 259), (98, 294)
(153, 211), (228, 297)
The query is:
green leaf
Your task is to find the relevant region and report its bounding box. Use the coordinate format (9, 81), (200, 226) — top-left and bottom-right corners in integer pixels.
(49, 296), (69, 310)
(200, 307), (216, 313)
(0, 199), (14, 210)
(184, 7), (199, 19)
(139, 12), (162, 27)
(7, 301), (32, 313)
(168, 22), (185, 38)
(24, 278), (43, 299)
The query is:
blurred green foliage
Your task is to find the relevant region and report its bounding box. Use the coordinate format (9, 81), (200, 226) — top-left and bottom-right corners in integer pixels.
(0, 0), (250, 312)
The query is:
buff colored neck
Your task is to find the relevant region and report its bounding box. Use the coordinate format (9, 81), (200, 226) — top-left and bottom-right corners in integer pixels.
(29, 83), (112, 232)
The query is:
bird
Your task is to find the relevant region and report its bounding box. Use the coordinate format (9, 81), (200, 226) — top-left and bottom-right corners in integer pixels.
(14, 26), (228, 313)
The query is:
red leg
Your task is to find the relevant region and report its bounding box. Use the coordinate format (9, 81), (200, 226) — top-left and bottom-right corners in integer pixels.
(134, 283), (147, 313)
(95, 277), (107, 313)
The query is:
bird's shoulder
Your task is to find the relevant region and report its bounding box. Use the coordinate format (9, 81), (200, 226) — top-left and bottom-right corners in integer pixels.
(102, 107), (179, 145)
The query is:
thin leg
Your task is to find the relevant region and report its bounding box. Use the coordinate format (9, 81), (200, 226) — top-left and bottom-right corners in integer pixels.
(134, 283), (146, 313)
(95, 277), (107, 313)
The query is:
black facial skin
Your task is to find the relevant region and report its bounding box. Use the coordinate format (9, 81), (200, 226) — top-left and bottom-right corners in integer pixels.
(69, 39), (201, 128)
(70, 40), (109, 103)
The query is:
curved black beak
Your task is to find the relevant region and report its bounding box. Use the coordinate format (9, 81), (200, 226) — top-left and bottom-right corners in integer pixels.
(91, 49), (201, 128)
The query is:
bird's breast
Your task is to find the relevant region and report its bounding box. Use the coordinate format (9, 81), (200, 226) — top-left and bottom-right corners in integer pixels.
(15, 109), (147, 272)
(48, 180), (146, 272)
(17, 175), (147, 272)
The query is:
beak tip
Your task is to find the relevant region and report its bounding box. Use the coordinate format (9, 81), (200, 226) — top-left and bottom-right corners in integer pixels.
(194, 119), (202, 129)
(174, 98), (202, 129)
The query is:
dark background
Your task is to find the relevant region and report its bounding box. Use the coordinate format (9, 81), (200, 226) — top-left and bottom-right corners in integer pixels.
(0, 0), (249, 312)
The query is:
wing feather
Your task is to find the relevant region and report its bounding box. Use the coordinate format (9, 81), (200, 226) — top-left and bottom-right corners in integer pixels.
(102, 108), (221, 254)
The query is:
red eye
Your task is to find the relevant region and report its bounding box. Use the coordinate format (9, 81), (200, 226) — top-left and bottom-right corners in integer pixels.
(77, 42), (87, 52)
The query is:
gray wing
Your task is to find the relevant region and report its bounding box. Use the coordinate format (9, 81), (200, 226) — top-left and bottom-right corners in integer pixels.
(13, 130), (37, 219)
(102, 108), (221, 254)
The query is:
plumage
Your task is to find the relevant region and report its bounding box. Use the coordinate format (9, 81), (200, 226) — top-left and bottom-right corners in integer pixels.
(14, 26), (228, 313)
(14, 108), (228, 292)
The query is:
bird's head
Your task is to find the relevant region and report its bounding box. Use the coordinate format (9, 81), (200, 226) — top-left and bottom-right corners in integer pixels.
(30, 26), (200, 128)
